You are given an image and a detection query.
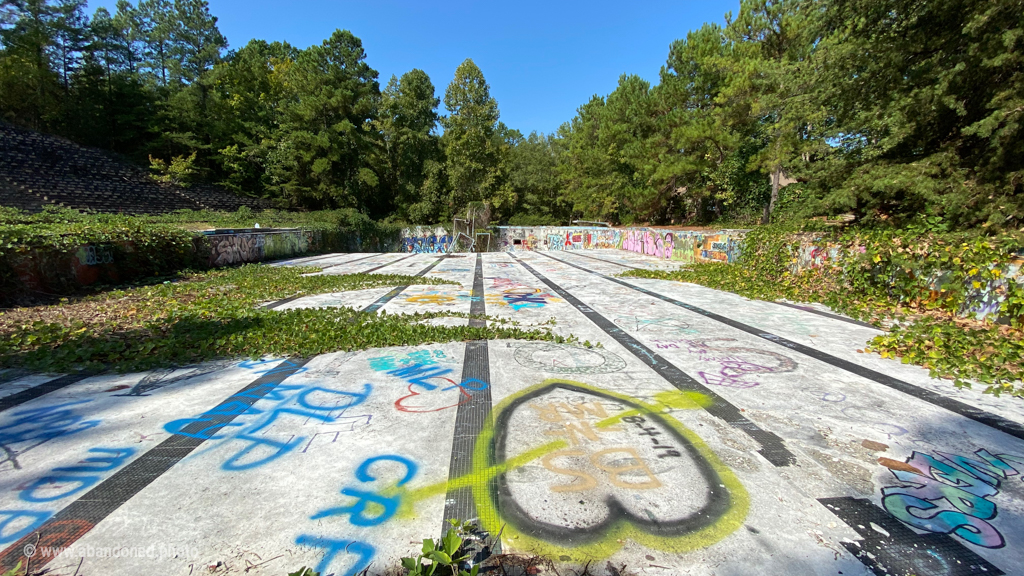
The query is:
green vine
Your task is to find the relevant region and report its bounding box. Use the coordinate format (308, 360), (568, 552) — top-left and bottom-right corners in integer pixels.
(0, 264), (561, 373)
(622, 225), (1024, 397)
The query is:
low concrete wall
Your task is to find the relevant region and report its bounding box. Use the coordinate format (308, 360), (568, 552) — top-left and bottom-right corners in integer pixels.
(204, 228), (311, 267)
(1, 239), (204, 303)
(400, 226), (452, 253)
(494, 226), (748, 263)
(787, 235), (1024, 322)
(2, 228), (347, 302)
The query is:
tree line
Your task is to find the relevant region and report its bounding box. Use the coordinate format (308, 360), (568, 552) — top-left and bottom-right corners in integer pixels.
(2, 0), (1021, 229)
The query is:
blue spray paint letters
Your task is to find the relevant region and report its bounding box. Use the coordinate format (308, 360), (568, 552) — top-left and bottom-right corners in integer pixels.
(881, 449), (1022, 548)
(19, 448), (136, 503)
(0, 447), (136, 544)
(18, 475), (99, 503)
(383, 362), (490, 413)
(52, 447), (135, 473)
(355, 455), (419, 485)
(368, 350), (452, 372)
(0, 510), (51, 545)
(0, 401), (101, 468)
(165, 382), (372, 471)
(295, 455), (418, 575)
(294, 535), (375, 576)
(311, 455), (418, 526)
(386, 364), (455, 390)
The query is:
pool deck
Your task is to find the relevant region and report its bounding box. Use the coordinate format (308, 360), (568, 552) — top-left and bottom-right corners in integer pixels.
(1, 249), (1022, 576)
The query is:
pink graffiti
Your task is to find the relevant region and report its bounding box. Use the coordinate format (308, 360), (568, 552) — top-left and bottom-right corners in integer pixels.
(621, 230), (674, 259)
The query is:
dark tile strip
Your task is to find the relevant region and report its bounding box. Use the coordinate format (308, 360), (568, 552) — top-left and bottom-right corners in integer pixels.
(262, 294), (304, 310)
(359, 253), (417, 274)
(441, 254), (497, 544)
(0, 358), (310, 573)
(537, 251), (1024, 442)
(566, 250), (881, 330)
(270, 252), (349, 267)
(509, 253), (795, 467)
(316, 252), (383, 271)
(0, 370), (28, 386)
(0, 372), (92, 413)
(263, 254), (418, 310)
(818, 497), (1003, 575)
(771, 301), (882, 330)
(362, 256), (447, 314)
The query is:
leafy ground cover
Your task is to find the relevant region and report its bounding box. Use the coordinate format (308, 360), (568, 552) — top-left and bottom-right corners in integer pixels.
(0, 205), (402, 257)
(0, 264), (559, 373)
(621, 226), (1024, 398)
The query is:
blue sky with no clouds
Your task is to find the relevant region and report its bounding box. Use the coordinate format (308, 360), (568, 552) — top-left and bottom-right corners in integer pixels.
(86, 0), (740, 136)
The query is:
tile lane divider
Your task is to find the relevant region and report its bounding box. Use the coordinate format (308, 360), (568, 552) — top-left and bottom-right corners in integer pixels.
(0, 358), (311, 573)
(263, 253), (420, 310)
(441, 254), (499, 549)
(362, 256), (448, 314)
(561, 251), (881, 330)
(0, 373), (93, 413)
(509, 252), (796, 467)
(537, 250), (1024, 442)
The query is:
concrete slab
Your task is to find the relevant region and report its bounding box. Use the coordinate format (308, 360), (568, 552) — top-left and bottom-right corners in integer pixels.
(1, 250), (1022, 576)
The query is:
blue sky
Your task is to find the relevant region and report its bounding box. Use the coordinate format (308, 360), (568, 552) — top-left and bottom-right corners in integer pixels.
(87, 0), (740, 135)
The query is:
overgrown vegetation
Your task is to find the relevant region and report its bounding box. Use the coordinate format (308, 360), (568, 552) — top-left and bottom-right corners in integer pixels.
(0, 205), (409, 306)
(0, 205), (198, 257)
(3, 0), (1020, 228)
(401, 521), (479, 576)
(622, 225), (1024, 397)
(0, 205), (403, 253)
(0, 264), (560, 373)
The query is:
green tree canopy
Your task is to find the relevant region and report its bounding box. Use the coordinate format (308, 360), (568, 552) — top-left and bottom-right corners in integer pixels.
(441, 58), (509, 220)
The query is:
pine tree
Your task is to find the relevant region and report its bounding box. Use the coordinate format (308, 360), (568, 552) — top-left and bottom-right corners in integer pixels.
(441, 58), (509, 219)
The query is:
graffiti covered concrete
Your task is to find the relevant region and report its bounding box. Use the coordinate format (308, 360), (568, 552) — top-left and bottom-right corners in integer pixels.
(2, 251), (1024, 576)
(206, 229), (311, 267)
(472, 380), (748, 560)
(495, 226), (747, 264)
(400, 226), (452, 253)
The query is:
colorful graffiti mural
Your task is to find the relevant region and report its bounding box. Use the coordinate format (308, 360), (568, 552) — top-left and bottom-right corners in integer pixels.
(495, 226), (747, 263)
(497, 227), (622, 253)
(400, 226), (452, 254)
(207, 230), (310, 267)
(879, 448), (1023, 548)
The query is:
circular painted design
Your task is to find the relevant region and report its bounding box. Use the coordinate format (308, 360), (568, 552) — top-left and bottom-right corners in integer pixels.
(514, 343), (627, 374)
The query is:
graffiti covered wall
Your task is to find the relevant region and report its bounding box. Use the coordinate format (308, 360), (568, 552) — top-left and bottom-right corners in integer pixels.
(788, 235), (1024, 322)
(206, 229), (311, 267)
(495, 226), (747, 263)
(400, 226), (452, 254)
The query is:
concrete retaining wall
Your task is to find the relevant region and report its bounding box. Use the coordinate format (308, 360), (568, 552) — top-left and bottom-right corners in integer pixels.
(204, 228), (312, 267)
(493, 226), (748, 263)
(787, 235), (1024, 322)
(399, 226), (452, 253)
(3, 228), (341, 302)
(1, 239), (203, 304)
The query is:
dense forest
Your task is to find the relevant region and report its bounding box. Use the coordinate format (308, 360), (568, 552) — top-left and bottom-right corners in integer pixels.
(1, 0), (1021, 229)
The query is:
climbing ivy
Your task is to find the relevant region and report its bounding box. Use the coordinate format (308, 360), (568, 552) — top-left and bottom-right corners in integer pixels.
(0, 264), (561, 373)
(623, 225), (1024, 397)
